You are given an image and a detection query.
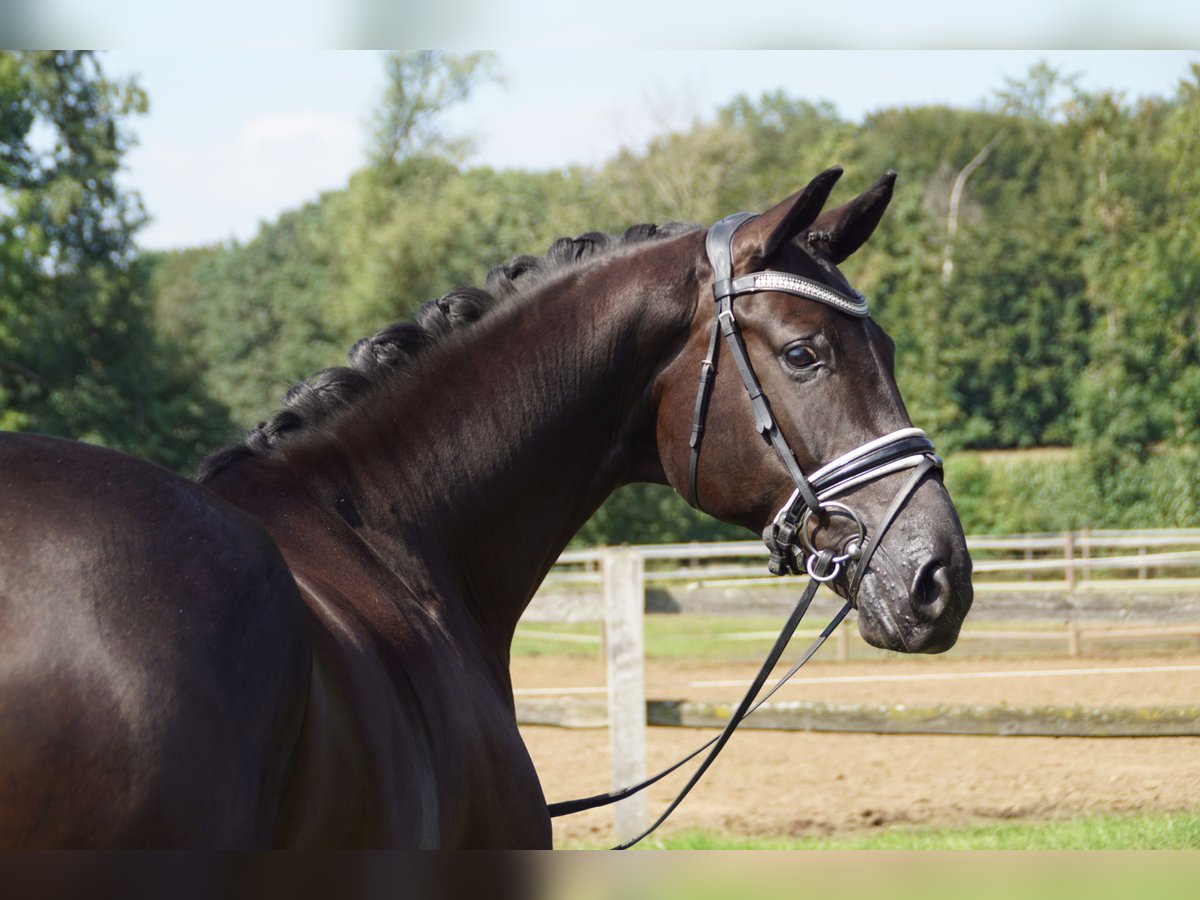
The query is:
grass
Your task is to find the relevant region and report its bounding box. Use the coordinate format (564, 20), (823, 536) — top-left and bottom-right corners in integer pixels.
(514, 615), (794, 661)
(553, 822), (1200, 900)
(513, 614), (1199, 662)
(622, 811), (1200, 850)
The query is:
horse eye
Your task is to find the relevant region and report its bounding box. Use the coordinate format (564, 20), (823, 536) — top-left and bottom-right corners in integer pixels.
(784, 344), (819, 369)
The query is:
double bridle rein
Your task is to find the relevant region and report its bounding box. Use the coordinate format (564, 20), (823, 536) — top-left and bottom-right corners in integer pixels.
(547, 212), (941, 848)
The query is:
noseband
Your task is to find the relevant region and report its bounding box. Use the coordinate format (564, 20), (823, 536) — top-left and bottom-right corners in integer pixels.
(549, 211), (943, 848)
(688, 212), (941, 592)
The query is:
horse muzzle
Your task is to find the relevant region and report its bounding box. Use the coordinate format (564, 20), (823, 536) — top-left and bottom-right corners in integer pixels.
(850, 499), (974, 654)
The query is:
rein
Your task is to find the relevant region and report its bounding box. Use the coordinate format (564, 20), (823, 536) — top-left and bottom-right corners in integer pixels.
(547, 212), (941, 848)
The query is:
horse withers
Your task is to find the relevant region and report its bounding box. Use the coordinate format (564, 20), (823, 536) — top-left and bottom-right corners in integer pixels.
(0, 168), (972, 847)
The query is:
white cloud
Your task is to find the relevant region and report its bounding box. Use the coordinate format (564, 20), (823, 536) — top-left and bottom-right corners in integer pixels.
(129, 110), (366, 249)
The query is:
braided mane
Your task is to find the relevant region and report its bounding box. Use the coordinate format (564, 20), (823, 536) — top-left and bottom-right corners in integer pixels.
(196, 221), (699, 482)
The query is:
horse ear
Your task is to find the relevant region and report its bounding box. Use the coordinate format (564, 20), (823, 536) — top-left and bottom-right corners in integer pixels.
(735, 166), (844, 265)
(803, 170), (897, 263)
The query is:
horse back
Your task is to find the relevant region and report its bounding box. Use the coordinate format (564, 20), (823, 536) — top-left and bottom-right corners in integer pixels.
(0, 433), (310, 847)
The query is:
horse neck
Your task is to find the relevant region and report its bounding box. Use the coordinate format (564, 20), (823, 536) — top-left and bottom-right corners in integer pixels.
(299, 237), (699, 646)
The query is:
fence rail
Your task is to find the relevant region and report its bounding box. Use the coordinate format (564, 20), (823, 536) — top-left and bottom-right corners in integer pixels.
(548, 529), (1200, 588)
(518, 620), (1200, 660)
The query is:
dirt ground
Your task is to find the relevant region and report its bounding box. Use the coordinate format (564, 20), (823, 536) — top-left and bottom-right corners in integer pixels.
(512, 652), (1200, 846)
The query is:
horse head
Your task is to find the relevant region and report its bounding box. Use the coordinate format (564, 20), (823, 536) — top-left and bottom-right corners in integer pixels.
(655, 167), (973, 653)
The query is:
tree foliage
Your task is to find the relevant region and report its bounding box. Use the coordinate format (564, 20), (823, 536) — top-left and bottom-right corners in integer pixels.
(1070, 68), (1200, 520)
(0, 51), (231, 471)
(7, 54), (1198, 533)
(370, 51), (499, 167)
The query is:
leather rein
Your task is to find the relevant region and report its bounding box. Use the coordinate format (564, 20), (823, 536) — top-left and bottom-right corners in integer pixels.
(547, 212), (941, 849)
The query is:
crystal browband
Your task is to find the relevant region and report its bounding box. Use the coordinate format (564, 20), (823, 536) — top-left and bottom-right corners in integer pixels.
(713, 270), (869, 317)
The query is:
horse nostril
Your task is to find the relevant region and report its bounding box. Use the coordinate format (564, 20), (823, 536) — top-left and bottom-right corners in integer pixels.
(911, 560), (951, 621)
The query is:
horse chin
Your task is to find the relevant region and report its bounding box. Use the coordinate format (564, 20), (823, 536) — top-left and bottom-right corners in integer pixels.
(850, 550), (972, 654)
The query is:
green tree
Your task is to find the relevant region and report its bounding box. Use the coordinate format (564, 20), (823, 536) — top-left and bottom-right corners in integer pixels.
(139, 60), (1200, 533)
(590, 120), (753, 227)
(370, 51), (499, 167)
(0, 51), (231, 471)
(149, 51), (582, 430)
(187, 199), (346, 428)
(1073, 69), (1200, 523)
(715, 91), (854, 213)
(844, 85), (1095, 451)
(993, 60), (1081, 121)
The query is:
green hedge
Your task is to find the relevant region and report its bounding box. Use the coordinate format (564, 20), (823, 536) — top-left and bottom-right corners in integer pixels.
(944, 447), (1200, 534)
(572, 447), (1200, 547)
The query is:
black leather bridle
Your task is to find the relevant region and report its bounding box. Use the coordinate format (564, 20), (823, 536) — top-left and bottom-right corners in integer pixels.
(689, 212), (941, 586)
(548, 211), (942, 848)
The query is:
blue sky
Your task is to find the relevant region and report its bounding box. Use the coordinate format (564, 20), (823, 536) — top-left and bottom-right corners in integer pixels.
(100, 50), (1199, 250)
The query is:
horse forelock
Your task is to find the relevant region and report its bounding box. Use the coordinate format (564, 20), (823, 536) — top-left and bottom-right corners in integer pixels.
(196, 221), (701, 482)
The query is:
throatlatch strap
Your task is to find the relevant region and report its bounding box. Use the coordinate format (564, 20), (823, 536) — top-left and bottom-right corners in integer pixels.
(688, 213), (755, 511)
(687, 213), (874, 514)
(686, 314), (723, 508)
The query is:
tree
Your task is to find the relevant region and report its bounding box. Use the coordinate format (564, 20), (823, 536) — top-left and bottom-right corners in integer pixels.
(182, 199), (346, 428)
(1072, 71), (1200, 523)
(0, 51), (232, 471)
(139, 62), (1200, 532)
(149, 51), (524, 431)
(370, 51), (499, 167)
(993, 60), (1081, 122)
(716, 91), (853, 213)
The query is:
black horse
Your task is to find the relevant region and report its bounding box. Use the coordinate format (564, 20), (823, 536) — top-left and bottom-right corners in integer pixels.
(0, 168), (972, 847)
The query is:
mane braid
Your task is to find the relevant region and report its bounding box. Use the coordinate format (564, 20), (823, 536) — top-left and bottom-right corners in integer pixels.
(195, 220), (700, 482)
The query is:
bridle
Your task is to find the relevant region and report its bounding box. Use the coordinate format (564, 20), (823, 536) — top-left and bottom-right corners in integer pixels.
(688, 212), (940, 588)
(547, 211), (942, 848)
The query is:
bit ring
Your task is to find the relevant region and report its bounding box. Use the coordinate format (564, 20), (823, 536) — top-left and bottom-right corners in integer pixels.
(805, 556), (843, 582)
(799, 501), (867, 569)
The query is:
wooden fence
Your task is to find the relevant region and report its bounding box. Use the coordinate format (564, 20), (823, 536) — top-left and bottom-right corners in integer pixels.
(546, 528), (1200, 589)
(526, 529), (1200, 841)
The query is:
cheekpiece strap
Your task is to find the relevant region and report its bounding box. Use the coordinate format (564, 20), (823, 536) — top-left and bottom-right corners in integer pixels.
(687, 213), (758, 509)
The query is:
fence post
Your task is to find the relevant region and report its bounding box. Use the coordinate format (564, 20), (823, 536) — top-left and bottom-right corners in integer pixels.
(1067, 621), (1081, 658)
(836, 625), (850, 662)
(1080, 527), (1091, 583)
(1064, 531), (1076, 590)
(602, 548), (646, 843)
